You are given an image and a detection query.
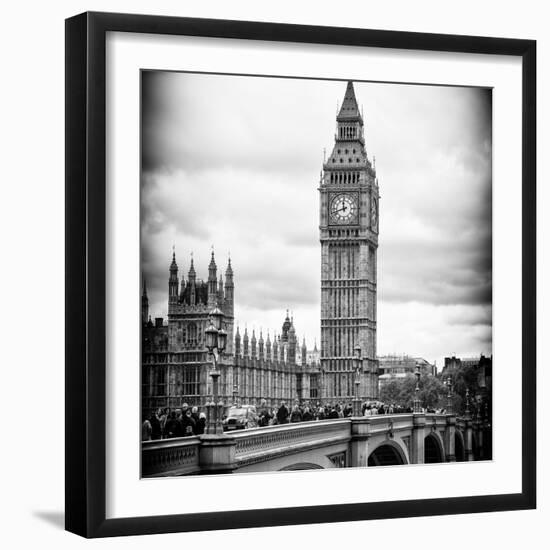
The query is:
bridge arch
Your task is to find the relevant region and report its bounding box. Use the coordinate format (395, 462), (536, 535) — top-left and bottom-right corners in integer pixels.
(279, 462), (324, 471)
(368, 440), (408, 467)
(455, 430), (465, 461)
(424, 432), (445, 463)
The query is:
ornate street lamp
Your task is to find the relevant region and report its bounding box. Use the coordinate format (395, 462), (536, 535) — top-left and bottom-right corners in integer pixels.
(232, 383), (239, 406)
(413, 365), (422, 413)
(353, 345), (362, 416)
(446, 376), (454, 415)
(205, 308), (227, 434)
(205, 322), (218, 351)
(464, 387), (471, 419)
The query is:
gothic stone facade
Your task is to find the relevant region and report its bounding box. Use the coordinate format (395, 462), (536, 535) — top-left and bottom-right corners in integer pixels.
(141, 252), (322, 416)
(319, 81), (380, 400)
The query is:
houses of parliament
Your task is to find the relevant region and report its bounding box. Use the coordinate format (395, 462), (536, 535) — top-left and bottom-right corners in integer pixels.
(141, 81), (380, 415)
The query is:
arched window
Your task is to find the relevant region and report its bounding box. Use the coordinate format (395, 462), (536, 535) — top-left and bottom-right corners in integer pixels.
(187, 322), (197, 344)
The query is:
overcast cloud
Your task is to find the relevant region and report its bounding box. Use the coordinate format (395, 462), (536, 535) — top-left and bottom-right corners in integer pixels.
(141, 71), (492, 369)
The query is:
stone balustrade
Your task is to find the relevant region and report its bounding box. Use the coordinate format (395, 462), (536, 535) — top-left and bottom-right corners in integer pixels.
(232, 419), (351, 467)
(141, 413), (488, 476)
(142, 435), (201, 477)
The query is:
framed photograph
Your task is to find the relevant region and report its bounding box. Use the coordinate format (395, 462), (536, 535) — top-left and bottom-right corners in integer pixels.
(65, 11), (536, 538)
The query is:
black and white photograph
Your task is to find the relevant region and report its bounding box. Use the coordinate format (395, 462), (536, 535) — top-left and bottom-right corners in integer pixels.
(0, 1), (541, 546)
(140, 72), (493, 475)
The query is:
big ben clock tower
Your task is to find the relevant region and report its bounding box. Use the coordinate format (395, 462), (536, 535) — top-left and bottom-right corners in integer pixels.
(319, 81), (379, 402)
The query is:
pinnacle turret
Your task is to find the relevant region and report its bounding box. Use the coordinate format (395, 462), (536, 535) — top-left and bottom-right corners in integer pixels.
(301, 336), (307, 366)
(208, 250), (217, 279)
(234, 325), (241, 356)
(337, 81), (362, 123)
(258, 330), (264, 359)
(243, 326), (249, 357)
(225, 257), (233, 278)
(169, 249), (178, 272)
(188, 257), (196, 279)
(168, 249), (179, 305)
(208, 250), (218, 306)
(281, 310), (292, 342)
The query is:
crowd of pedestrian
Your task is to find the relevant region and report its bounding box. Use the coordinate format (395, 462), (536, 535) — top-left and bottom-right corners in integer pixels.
(256, 399), (433, 426)
(141, 404), (206, 441)
(142, 400), (447, 440)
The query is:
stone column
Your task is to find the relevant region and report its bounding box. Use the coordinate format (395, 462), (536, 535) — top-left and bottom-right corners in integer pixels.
(475, 421), (484, 460)
(199, 434), (237, 474)
(350, 417), (370, 467)
(444, 415), (456, 462)
(464, 419), (474, 461)
(410, 414), (426, 464)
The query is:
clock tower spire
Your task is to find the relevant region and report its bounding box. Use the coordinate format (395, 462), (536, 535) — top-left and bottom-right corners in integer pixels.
(319, 81), (379, 402)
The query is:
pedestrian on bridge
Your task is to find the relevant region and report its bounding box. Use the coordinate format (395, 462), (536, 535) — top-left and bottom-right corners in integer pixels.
(276, 401), (289, 424)
(290, 405), (303, 423)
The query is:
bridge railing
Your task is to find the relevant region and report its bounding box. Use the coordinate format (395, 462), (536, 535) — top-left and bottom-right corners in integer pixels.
(232, 419), (352, 467)
(142, 435), (201, 477)
(141, 413), (470, 476)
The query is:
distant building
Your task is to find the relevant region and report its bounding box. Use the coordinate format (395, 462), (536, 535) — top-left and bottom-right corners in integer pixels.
(377, 354), (436, 389)
(306, 342), (320, 368)
(441, 355), (491, 379)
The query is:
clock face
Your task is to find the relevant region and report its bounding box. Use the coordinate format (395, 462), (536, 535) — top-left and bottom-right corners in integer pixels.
(330, 194), (358, 224)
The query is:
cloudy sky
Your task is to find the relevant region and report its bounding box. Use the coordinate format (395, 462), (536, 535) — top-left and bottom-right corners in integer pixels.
(141, 71), (492, 369)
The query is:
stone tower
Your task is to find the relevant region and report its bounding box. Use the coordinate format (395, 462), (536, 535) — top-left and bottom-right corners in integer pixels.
(319, 81), (380, 401)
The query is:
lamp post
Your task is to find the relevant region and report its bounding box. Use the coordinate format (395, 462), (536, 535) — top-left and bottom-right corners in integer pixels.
(353, 345), (362, 416)
(464, 387), (471, 419)
(446, 376), (453, 415)
(232, 383), (239, 406)
(413, 365), (422, 413)
(205, 307), (227, 435)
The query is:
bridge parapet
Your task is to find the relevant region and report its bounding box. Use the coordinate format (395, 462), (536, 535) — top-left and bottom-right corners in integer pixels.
(141, 413), (484, 476)
(233, 419), (351, 467)
(142, 435), (201, 477)
(367, 413), (414, 434)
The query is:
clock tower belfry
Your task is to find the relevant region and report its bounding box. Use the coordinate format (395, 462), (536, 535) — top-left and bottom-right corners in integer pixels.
(319, 81), (379, 402)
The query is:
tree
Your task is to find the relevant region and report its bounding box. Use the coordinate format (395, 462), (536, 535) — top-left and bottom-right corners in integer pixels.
(380, 374), (447, 410)
(448, 363), (484, 416)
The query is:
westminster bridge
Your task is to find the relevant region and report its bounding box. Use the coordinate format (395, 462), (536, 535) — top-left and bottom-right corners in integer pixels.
(142, 413), (492, 476)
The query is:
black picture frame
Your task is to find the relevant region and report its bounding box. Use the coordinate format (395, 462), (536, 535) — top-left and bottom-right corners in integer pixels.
(65, 11), (536, 538)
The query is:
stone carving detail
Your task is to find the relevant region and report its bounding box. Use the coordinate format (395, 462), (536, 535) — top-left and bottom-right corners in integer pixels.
(142, 439), (200, 476)
(233, 420), (351, 467)
(234, 420), (349, 457)
(386, 419), (394, 439)
(328, 451), (347, 468)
